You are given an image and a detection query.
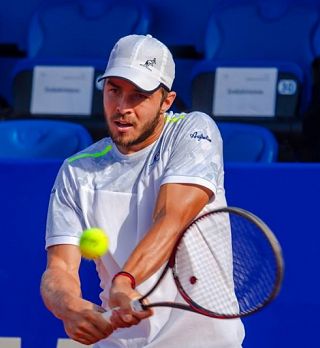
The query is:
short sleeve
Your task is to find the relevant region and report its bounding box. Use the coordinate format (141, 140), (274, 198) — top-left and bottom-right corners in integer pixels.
(161, 112), (224, 195)
(45, 162), (84, 249)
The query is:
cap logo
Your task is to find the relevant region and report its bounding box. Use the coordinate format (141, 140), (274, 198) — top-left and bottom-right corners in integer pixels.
(140, 58), (156, 71)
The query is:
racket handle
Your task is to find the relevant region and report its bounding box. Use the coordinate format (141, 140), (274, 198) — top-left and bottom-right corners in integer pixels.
(131, 299), (144, 312)
(102, 307), (119, 322)
(101, 300), (144, 322)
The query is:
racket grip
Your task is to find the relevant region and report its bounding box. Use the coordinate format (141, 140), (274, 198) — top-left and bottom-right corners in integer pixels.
(102, 300), (144, 321)
(102, 307), (119, 322)
(131, 299), (144, 312)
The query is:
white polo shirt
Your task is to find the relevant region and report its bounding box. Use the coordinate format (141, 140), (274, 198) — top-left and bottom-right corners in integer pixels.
(46, 111), (245, 347)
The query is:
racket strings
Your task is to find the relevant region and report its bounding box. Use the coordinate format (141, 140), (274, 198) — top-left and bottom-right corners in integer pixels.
(232, 215), (278, 313)
(173, 211), (280, 317)
(174, 213), (238, 315)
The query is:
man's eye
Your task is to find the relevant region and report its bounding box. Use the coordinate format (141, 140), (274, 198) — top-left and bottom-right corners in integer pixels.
(134, 93), (148, 101)
(108, 88), (119, 95)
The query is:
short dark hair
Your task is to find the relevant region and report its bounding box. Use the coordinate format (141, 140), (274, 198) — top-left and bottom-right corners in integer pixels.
(160, 86), (169, 105)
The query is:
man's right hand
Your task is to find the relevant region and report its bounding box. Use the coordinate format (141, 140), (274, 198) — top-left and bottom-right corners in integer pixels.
(61, 298), (114, 345)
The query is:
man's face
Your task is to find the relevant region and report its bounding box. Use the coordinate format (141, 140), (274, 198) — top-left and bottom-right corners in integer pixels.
(103, 77), (167, 154)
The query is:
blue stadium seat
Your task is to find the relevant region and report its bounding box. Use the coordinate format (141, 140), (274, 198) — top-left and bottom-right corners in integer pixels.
(191, 59), (303, 134)
(10, 57), (105, 117)
(194, 0), (320, 135)
(27, 0), (150, 59)
(217, 122), (278, 162)
(0, 119), (93, 160)
(203, 0), (320, 110)
(8, 57), (108, 141)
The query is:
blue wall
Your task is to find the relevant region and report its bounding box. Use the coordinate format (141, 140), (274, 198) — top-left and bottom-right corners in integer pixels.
(0, 1), (320, 345)
(0, 160), (319, 347)
(225, 163), (320, 347)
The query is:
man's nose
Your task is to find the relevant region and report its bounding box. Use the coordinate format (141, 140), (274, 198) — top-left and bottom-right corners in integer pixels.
(116, 95), (131, 114)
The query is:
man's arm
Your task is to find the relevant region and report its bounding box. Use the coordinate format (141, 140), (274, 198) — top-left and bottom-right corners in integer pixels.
(124, 183), (212, 283)
(40, 244), (113, 345)
(109, 182), (212, 326)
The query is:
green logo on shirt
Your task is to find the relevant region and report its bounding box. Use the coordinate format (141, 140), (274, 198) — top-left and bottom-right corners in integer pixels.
(67, 145), (112, 163)
(165, 113), (186, 123)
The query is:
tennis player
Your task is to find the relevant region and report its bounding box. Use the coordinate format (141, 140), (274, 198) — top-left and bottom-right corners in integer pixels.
(41, 34), (245, 347)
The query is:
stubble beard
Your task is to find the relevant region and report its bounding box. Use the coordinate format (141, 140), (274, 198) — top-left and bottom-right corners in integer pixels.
(107, 109), (162, 149)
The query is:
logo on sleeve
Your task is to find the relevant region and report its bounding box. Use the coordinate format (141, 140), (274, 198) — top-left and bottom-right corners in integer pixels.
(190, 131), (212, 142)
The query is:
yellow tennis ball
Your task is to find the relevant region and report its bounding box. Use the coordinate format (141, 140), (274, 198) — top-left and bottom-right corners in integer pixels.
(79, 228), (109, 259)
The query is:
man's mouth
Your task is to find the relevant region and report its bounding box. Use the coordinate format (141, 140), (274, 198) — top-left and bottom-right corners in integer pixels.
(114, 120), (134, 130)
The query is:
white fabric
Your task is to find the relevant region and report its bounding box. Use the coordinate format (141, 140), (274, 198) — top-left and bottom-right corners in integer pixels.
(46, 111), (245, 347)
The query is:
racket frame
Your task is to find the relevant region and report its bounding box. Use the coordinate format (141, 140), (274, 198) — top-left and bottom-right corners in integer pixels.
(136, 206), (284, 319)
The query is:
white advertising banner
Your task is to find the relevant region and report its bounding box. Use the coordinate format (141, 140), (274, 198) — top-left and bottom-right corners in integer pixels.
(213, 67), (278, 117)
(31, 66), (94, 116)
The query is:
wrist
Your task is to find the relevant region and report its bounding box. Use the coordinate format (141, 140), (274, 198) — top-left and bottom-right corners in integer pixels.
(111, 271), (136, 289)
(54, 295), (83, 320)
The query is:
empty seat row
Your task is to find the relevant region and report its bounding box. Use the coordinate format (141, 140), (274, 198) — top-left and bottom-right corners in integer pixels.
(0, 118), (278, 163)
(2, 0), (320, 161)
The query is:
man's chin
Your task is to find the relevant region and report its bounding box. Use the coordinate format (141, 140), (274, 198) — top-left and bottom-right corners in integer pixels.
(111, 134), (136, 148)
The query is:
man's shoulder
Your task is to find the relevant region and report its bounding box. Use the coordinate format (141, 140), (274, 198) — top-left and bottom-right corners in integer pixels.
(164, 111), (219, 140)
(60, 137), (113, 173)
(160, 111), (222, 153)
(165, 111), (216, 129)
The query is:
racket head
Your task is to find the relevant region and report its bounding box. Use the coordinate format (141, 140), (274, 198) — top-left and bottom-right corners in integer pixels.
(171, 206), (284, 319)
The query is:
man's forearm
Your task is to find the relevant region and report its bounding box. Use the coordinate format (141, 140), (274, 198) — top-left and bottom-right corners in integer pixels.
(122, 213), (183, 285)
(40, 267), (82, 320)
(121, 183), (211, 285)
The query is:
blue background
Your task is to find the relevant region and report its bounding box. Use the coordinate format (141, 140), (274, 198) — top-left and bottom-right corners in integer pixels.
(0, 0), (320, 347)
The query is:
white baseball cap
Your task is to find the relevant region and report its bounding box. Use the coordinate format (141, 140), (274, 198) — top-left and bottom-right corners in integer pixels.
(98, 34), (175, 92)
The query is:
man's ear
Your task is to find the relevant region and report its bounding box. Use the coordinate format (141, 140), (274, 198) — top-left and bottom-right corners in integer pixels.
(161, 91), (176, 113)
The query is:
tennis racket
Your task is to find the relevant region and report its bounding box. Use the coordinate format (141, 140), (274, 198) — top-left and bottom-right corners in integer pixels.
(103, 206), (284, 320)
